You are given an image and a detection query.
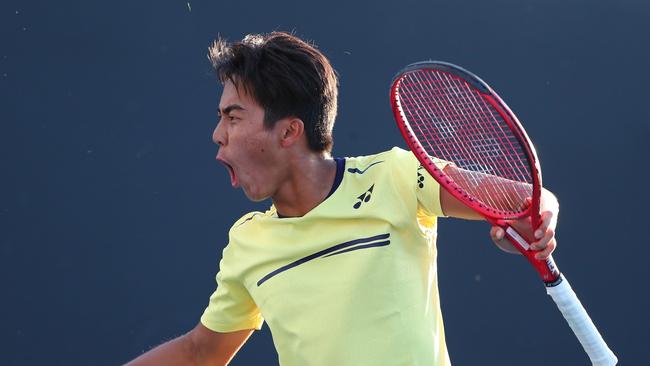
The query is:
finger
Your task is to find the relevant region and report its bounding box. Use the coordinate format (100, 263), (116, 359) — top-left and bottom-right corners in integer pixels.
(534, 238), (556, 260)
(534, 211), (554, 239)
(490, 226), (520, 254)
(490, 226), (504, 241)
(530, 228), (554, 250)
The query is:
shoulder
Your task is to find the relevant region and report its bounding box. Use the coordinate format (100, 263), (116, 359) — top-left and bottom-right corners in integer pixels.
(345, 146), (410, 161)
(341, 148), (421, 198)
(344, 147), (416, 172)
(219, 208), (274, 264)
(362, 146), (449, 175)
(342, 147), (420, 188)
(228, 208), (274, 235)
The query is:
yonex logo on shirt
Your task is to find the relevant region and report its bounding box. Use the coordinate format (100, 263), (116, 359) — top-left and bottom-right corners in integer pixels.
(417, 165), (425, 188)
(353, 184), (374, 209)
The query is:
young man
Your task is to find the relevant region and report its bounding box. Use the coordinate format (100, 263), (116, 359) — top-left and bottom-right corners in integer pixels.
(127, 32), (558, 365)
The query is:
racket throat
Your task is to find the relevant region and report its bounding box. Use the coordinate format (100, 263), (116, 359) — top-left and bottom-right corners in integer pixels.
(501, 225), (561, 283)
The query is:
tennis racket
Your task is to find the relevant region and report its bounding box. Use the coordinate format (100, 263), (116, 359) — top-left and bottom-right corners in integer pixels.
(390, 61), (617, 365)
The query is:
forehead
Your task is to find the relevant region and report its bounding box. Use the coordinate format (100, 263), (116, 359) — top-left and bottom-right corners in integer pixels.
(219, 80), (260, 110)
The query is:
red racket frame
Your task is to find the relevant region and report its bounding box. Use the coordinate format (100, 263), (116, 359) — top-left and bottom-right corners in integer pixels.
(390, 61), (559, 283)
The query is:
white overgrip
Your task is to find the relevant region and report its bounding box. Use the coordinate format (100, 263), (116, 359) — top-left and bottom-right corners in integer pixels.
(546, 276), (618, 365)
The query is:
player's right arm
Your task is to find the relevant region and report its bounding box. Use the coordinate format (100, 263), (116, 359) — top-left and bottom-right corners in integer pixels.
(126, 323), (253, 366)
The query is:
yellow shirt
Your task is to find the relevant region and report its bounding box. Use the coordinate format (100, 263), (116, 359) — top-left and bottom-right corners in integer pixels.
(201, 147), (451, 365)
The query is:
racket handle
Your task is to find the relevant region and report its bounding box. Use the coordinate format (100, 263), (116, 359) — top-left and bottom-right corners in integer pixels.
(546, 276), (618, 365)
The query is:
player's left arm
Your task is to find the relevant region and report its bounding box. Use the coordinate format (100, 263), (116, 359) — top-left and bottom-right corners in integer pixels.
(440, 186), (559, 258)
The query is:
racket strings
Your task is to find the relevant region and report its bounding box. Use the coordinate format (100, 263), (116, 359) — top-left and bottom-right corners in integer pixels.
(404, 73), (511, 210)
(411, 79), (518, 211)
(441, 72), (531, 210)
(432, 72), (522, 210)
(398, 70), (533, 214)
(442, 74), (523, 179)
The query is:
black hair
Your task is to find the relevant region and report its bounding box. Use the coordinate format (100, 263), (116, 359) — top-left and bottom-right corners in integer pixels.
(209, 32), (339, 153)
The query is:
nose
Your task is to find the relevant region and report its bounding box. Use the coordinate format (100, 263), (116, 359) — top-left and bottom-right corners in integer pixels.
(212, 120), (227, 146)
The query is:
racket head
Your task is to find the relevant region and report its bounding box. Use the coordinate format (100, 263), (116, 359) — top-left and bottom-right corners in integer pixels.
(390, 61), (542, 227)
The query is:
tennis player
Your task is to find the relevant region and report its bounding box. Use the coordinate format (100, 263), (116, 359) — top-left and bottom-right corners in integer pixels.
(126, 32), (558, 366)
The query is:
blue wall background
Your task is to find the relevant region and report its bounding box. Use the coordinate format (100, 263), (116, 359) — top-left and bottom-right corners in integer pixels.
(1, 0), (648, 364)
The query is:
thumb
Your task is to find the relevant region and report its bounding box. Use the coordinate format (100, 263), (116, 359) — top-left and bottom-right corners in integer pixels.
(491, 226), (504, 241)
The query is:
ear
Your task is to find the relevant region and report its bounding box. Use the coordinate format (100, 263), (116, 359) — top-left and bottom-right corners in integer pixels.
(279, 118), (305, 148)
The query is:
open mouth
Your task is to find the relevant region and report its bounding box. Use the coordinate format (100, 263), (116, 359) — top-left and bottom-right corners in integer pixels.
(217, 158), (239, 188)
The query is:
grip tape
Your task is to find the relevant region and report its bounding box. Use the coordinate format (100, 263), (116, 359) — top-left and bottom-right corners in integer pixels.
(546, 276), (618, 365)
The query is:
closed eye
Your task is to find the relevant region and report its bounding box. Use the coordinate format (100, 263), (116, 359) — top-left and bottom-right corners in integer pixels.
(219, 104), (245, 120)
(217, 111), (240, 123)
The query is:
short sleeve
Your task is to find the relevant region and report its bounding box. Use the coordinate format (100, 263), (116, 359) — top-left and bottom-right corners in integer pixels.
(415, 157), (450, 217)
(390, 147), (450, 218)
(200, 249), (264, 333)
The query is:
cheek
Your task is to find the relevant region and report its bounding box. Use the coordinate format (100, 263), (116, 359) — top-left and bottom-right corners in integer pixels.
(239, 135), (279, 178)
(238, 138), (280, 200)
(245, 132), (276, 160)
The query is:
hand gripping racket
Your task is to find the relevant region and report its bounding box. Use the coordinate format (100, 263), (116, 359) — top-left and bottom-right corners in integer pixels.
(390, 61), (617, 365)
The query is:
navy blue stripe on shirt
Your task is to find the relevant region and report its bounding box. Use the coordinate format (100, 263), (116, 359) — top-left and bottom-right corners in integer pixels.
(346, 160), (384, 174)
(322, 240), (390, 258)
(325, 157), (345, 199)
(257, 233), (390, 286)
(235, 213), (261, 228)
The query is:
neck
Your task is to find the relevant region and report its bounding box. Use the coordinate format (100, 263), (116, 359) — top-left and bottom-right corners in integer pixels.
(272, 153), (337, 217)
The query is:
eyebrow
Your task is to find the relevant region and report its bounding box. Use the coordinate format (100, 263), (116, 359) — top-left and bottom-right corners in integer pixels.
(219, 104), (245, 115)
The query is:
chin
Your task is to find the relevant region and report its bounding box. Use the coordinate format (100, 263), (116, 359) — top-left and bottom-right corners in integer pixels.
(247, 196), (268, 203)
(243, 188), (270, 202)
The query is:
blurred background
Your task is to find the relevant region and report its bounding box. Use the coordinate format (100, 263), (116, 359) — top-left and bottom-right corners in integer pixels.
(1, 0), (648, 364)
